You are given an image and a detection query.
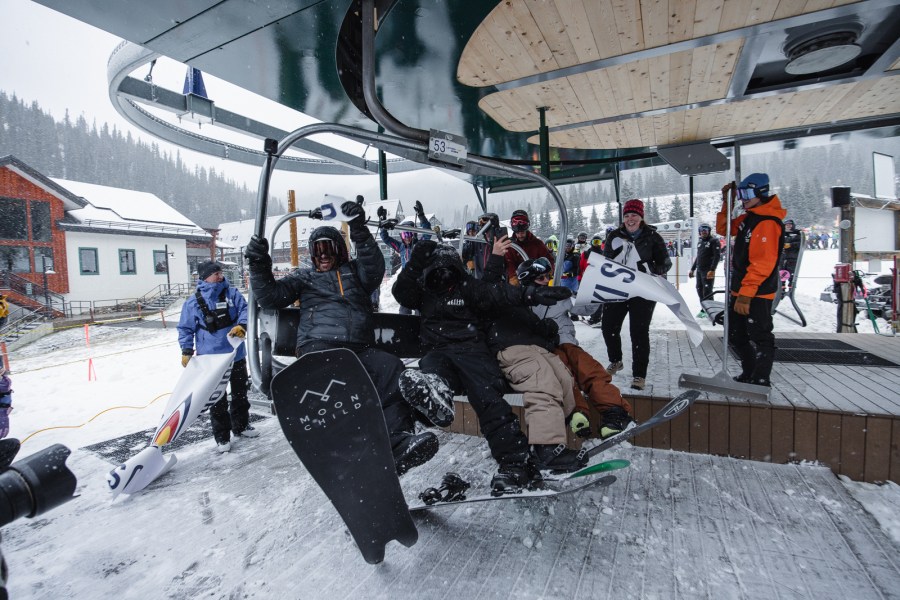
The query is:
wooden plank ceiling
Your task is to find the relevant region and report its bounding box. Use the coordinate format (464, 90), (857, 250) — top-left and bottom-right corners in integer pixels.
(459, 0), (900, 150)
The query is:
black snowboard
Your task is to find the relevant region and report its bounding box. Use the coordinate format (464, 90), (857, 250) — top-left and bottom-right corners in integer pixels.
(582, 389), (700, 460)
(409, 474), (617, 512)
(270, 348), (417, 564)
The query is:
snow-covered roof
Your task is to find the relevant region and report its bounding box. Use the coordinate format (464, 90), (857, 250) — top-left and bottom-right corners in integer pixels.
(51, 178), (210, 238)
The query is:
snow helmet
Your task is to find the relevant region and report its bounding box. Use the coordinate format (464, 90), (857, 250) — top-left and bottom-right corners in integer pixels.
(545, 235), (559, 252)
(465, 220), (477, 234)
(422, 245), (465, 295)
(510, 209), (530, 233)
(698, 223), (711, 232)
(565, 238), (575, 249)
(784, 219), (795, 228)
(737, 173), (770, 201)
(577, 231), (588, 241)
(591, 233), (603, 246)
(308, 226), (349, 270)
(516, 257), (552, 285)
(399, 219), (417, 242)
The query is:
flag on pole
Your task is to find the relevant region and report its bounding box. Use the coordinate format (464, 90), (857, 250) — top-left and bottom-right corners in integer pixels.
(575, 252), (704, 346)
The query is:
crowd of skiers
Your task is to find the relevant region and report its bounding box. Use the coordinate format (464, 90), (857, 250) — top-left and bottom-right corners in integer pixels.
(180, 173), (785, 494)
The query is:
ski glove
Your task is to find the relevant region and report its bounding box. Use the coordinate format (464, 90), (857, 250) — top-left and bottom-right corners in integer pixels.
(535, 317), (559, 342)
(341, 201), (370, 243)
(181, 348), (194, 368)
(407, 239), (438, 275)
(229, 325), (246, 339)
(244, 236), (272, 270)
(414, 200), (425, 217)
(705, 271), (715, 280)
(688, 270), (695, 278)
(569, 411), (590, 438)
(377, 206), (388, 221)
(525, 285), (572, 306)
(309, 207), (324, 220)
(734, 295), (752, 316)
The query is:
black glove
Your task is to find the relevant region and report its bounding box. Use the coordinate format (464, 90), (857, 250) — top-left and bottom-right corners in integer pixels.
(441, 228), (461, 239)
(309, 207), (324, 220)
(341, 201), (369, 243)
(525, 285), (572, 306)
(535, 317), (559, 341)
(407, 239), (438, 275)
(381, 218), (398, 231)
(414, 200), (425, 218)
(376, 206), (388, 221)
(244, 236), (272, 270)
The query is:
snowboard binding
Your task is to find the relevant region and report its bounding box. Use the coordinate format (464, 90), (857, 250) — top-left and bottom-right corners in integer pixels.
(418, 472), (470, 505)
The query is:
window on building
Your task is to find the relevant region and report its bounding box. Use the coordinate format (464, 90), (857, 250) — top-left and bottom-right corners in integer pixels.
(153, 250), (168, 274)
(30, 201), (52, 242)
(34, 247), (54, 273)
(119, 249), (137, 274)
(0, 198), (28, 240)
(79, 248), (99, 275)
(0, 246), (30, 272)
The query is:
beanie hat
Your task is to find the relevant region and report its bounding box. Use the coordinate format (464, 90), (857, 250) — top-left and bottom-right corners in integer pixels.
(623, 199), (644, 218)
(197, 261), (223, 281)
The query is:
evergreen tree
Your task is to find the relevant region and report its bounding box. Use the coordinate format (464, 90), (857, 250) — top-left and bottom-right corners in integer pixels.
(669, 194), (687, 221)
(589, 206), (600, 231)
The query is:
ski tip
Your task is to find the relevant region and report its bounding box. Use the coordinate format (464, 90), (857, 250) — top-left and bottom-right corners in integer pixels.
(569, 458), (630, 479)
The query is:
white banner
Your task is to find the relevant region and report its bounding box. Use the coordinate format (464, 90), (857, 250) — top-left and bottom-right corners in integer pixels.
(575, 252), (704, 346)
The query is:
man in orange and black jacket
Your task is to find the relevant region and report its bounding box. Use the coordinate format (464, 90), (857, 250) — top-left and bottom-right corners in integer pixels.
(717, 173), (786, 387)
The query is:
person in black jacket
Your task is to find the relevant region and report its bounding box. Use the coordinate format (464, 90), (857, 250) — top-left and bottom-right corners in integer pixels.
(244, 199), (436, 476)
(689, 223), (721, 305)
(481, 238), (584, 474)
(781, 219), (802, 291)
(601, 199), (672, 391)
(392, 239), (573, 493)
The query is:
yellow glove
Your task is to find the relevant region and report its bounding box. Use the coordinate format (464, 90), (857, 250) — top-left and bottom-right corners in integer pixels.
(181, 354), (192, 368)
(706, 271), (715, 280)
(229, 325), (246, 339)
(570, 411), (591, 438)
(734, 295), (752, 316)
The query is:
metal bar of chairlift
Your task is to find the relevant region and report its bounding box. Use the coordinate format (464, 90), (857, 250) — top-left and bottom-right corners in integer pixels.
(679, 147), (770, 402)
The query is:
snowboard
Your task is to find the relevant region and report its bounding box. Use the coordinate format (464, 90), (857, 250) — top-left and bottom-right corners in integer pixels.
(409, 473), (618, 512)
(580, 389), (700, 460)
(270, 348), (417, 564)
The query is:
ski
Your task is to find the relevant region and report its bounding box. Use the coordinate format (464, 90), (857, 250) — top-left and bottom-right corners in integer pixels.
(580, 389), (700, 460)
(409, 474), (618, 512)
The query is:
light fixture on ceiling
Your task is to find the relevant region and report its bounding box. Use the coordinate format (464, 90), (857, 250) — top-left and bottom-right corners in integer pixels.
(784, 24), (863, 75)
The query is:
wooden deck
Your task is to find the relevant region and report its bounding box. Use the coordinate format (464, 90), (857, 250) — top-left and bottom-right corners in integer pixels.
(446, 331), (900, 484)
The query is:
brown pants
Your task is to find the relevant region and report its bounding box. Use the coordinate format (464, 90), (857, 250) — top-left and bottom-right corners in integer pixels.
(497, 345), (575, 445)
(554, 343), (632, 417)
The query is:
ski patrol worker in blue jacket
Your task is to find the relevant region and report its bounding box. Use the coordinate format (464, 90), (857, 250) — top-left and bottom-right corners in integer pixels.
(178, 260), (258, 453)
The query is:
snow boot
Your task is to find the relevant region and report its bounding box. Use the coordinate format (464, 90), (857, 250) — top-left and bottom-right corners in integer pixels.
(399, 369), (455, 427)
(630, 377), (646, 390)
(606, 361), (624, 375)
(530, 444), (587, 473)
(233, 425), (260, 438)
(215, 440), (231, 453)
(490, 455), (543, 495)
(599, 406), (636, 440)
(393, 431), (439, 476)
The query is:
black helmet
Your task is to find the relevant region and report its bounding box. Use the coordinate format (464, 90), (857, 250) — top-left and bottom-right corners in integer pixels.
(698, 223), (711, 232)
(422, 245), (465, 295)
(516, 257), (552, 285)
(478, 212), (499, 228)
(577, 231), (588, 240)
(308, 226), (349, 270)
(784, 219), (795, 227)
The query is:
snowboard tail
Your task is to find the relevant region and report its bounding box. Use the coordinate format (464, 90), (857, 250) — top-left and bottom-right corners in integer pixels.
(271, 348), (417, 564)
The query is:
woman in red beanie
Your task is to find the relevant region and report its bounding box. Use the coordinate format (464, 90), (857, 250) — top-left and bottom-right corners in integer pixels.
(600, 199), (671, 390)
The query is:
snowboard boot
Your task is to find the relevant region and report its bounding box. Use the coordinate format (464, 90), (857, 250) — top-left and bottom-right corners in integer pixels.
(215, 440), (232, 453)
(233, 425), (260, 438)
(630, 377), (646, 390)
(599, 406), (636, 440)
(393, 431), (439, 476)
(399, 369), (455, 427)
(530, 444), (587, 473)
(490, 455), (543, 496)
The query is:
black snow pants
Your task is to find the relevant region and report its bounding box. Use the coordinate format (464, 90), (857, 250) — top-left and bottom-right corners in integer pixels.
(210, 358), (251, 444)
(419, 344), (529, 465)
(695, 272), (715, 302)
(600, 297), (657, 379)
(728, 295), (776, 382)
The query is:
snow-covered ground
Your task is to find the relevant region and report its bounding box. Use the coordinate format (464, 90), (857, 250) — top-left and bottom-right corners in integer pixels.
(1, 248), (897, 598)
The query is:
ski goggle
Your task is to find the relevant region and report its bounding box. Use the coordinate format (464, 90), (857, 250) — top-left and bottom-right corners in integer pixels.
(545, 240), (558, 250)
(591, 238), (603, 247)
(698, 226), (711, 232)
(510, 215), (530, 232)
(465, 221), (477, 232)
(737, 187), (758, 201)
(312, 239), (337, 260)
(400, 231), (415, 241)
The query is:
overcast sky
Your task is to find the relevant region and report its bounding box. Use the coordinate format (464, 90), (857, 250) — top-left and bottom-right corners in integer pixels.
(0, 0), (500, 219)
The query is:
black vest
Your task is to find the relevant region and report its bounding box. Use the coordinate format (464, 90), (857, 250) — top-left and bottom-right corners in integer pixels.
(731, 213), (784, 296)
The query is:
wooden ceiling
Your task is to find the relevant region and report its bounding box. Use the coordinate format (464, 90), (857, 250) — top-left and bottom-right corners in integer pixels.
(460, 0), (900, 150)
